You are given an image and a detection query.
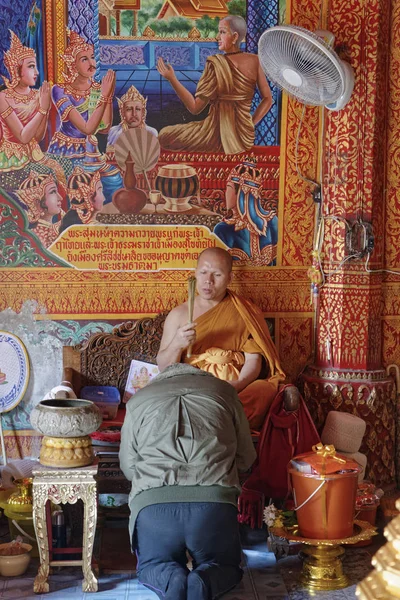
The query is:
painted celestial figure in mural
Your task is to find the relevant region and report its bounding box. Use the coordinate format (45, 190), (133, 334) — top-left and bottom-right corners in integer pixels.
(15, 172), (64, 248)
(0, 31), (52, 183)
(106, 85), (158, 161)
(47, 29), (122, 203)
(214, 158), (278, 265)
(156, 15), (273, 155)
(59, 167), (105, 233)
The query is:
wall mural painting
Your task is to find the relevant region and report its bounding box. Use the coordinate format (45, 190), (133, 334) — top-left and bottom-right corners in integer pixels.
(0, 0), (282, 318)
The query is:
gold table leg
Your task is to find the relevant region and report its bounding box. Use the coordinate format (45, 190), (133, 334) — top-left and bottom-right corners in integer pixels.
(299, 544), (349, 591)
(33, 499), (50, 593)
(81, 482), (98, 592)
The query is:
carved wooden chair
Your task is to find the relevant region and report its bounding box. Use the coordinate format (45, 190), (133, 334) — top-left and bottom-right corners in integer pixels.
(62, 314), (167, 399)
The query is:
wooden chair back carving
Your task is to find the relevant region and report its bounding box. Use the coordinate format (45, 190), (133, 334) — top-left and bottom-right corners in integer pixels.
(63, 314), (167, 397)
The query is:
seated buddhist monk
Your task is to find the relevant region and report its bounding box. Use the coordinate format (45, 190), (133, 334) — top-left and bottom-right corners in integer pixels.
(157, 247), (288, 433)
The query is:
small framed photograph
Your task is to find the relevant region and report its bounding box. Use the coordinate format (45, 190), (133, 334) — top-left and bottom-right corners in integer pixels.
(123, 360), (159, 403)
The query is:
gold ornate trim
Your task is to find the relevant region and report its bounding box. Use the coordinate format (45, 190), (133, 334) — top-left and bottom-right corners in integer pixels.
(304, 366), (390, 382)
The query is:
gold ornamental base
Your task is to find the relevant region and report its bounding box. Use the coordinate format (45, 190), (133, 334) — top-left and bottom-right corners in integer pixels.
(39, 435), (95, 468)
(300, 545), (349, 591)
(270, 520), (377, 594)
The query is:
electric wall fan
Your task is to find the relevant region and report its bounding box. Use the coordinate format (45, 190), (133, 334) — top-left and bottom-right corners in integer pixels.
(258, 25), (354, 110)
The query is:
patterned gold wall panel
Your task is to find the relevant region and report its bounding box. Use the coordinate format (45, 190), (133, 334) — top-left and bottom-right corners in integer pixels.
(0, 268), (312, 319)
(315, 0), (390, 371)
(44, 0), (55, 82)
(382, 280), (400, 317)
(279, 0), (322, 268)
(279, 102), (320, 267)
(278, 315), (314, 381)
(55, 0), (67, 83)
(386, 0), (400, 270)
(325, 0), (388, 243)
(383, 317), (400, 367)
(317, 271), (383, 369)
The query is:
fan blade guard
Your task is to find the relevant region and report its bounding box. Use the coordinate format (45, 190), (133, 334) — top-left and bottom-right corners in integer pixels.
(258, 25), (348, 107)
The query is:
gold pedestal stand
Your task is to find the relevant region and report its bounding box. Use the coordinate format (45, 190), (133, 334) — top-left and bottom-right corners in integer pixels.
(300, 544), (349, 590)
(39, 435), (95, 468)
(271, 520), (377, 592)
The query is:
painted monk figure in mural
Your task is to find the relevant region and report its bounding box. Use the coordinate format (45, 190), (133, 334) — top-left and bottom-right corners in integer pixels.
(59, 167), (105, 233)
(156, 15), (272, 155)
(106, 85), (158, 161)
(15, 172), (64, 248)
(47, 29), (122, 203)
(156, 247), (286, 432)
(214, 157), (278, 265)
(0, 31), (62, 189)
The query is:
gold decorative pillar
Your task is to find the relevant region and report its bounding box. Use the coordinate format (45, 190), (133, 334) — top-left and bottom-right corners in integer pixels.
(287, 0), (396, 484)
(44, 0), (67, 84)
(357, 498), (400, 598)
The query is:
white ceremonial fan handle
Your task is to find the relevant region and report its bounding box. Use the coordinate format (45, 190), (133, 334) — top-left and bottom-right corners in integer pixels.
(144, 171), (151, 192)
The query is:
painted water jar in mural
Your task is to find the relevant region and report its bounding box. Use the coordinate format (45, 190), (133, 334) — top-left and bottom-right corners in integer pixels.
(155, 164), (199, 212)
(112, 152), (147, 214)
(30, 399), (102, 468)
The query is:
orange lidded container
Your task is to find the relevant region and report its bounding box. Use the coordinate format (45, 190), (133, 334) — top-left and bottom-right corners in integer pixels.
(288, 443), (361, 540)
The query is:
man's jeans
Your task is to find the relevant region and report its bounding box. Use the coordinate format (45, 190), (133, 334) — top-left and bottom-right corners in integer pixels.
(134, 502), (243, 600)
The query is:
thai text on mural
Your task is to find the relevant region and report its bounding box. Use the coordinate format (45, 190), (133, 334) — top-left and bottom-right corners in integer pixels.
(48, 225), (227, 271)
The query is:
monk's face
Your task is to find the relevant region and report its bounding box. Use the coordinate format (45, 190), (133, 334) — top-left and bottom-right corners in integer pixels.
(217, 20), (239, 53)
(195, 250), (232, 303)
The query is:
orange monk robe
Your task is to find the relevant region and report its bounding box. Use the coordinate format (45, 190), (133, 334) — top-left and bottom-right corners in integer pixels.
(158, 54), (255, 155)
(183, 291), (286, 432)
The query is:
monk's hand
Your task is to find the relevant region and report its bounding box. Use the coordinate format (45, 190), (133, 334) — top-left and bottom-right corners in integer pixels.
(157, 57), (176, 82)
(175, 322), (197, 350)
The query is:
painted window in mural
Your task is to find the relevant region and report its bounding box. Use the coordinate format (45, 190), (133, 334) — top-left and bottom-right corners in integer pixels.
(0, 0), (282, 281)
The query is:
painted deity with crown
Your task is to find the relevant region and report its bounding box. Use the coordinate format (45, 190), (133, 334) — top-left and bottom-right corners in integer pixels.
(214, 157), (279, 266)
(106, 85), (158, 161)
(16, 172), (65, 248)
(47, 29), (122, 204)
(59, 167), (105, 233)
(0, 31), (52, 186)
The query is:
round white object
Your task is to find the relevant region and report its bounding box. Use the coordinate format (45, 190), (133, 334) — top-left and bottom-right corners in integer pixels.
(282, 68), (303, 87)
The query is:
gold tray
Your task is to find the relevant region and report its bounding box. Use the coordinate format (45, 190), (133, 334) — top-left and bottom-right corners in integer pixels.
(270, 519), (377, 546)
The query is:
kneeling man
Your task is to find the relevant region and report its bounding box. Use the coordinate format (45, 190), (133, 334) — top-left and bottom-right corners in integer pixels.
(120, 363), (256, 600)
(157, 247), (286, 432)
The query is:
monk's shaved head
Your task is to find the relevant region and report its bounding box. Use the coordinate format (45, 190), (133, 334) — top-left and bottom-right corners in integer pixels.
(197, 247), (233, 273)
